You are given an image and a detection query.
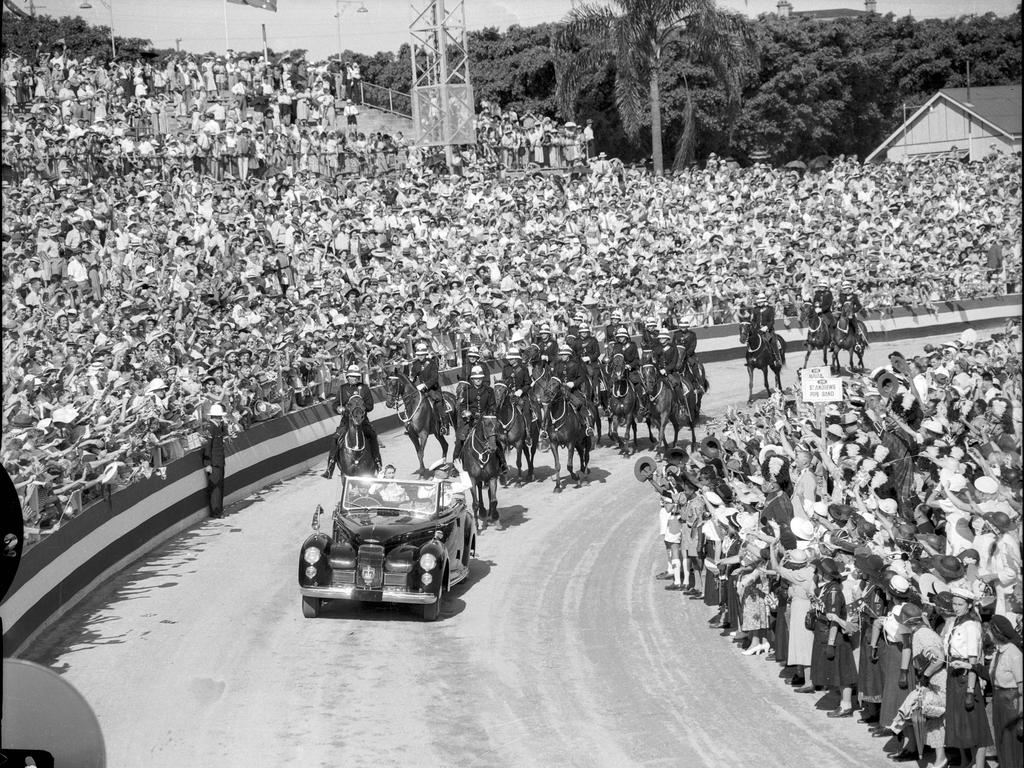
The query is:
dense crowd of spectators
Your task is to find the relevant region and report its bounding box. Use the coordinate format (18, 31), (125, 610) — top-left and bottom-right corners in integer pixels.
(649, 324), (1022, 767)
(2, 48), (1021, 540)
(1, 51), (591, 181)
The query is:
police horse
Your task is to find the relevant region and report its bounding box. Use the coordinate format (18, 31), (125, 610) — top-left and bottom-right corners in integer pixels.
(739, 320), (786, 403)
(383, 368), (454, 476)
(831, 300), (868, 373)
(605, 352), (642, 454)
(335, 395), (376, 477)
(800, 301), (834, 370)
(457, 411), (503, 532)
(534, 371), (592, 492)
(493, 381), (539, 484)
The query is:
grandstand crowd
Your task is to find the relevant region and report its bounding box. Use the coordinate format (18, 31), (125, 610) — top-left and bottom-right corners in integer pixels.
(1, 49), (1021, 560)
(649, 322), (1022, 767)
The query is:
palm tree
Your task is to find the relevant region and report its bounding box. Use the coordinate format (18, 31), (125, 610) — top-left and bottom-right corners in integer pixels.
(554, 0), (756, 174)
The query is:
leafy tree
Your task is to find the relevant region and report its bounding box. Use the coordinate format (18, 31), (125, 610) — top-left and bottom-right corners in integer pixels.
(553, 0), (756, 174)
(0, 13), (153, 62)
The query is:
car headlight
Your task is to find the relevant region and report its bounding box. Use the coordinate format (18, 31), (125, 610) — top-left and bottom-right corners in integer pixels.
(303, 546), (322, 564)
(304, 566), (317, 579)
(419, 553), (437, 571)
(421, 572), (433, 586)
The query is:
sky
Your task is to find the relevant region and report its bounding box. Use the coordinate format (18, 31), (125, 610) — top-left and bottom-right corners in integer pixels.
(27, 0), (1022, 59)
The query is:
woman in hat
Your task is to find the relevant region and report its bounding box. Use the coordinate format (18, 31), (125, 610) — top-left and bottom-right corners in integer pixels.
(878, 573), (920, 734)
(769, 541), (816, 689)
(882, 602), (948, 764)
(853, 553), (889, 725)
(736, 542), (772, 655)
(942, 587), (993, 768)
(811, 557), (858, 717)
(987, 614), (1023, 768)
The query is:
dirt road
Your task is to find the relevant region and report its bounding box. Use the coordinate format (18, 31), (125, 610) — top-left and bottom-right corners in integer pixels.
(26, 333), (963, 767)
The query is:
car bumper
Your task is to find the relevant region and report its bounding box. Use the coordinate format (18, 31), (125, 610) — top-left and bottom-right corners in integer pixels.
(299, 585), (438, 605)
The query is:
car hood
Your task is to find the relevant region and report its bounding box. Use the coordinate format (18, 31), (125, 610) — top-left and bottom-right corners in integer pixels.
(336, 514), (438, 548)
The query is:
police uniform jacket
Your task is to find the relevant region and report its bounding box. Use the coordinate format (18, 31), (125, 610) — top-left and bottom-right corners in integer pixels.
(654, 342), (680, 372)
(608, 340), (640, 369)
(674, 329), (697, 359)
(551, 357), (585, 389)
(536, 338), (559, 365)
(502, 362), (531, 392)
(578, 336), (600, 364)
(812, 289), (834, 313)
(837, 292), (863, 314)
(640, 326), (661, 351)
(335, 382), (374, 411)
(462, 383), (495, 417)
(410, 357), (440, 390)
(752, 305), (776, 331)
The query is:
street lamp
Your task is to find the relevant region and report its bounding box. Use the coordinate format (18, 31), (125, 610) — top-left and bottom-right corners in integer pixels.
(334, 0), (368, 63)
(79, 0), (116, 60)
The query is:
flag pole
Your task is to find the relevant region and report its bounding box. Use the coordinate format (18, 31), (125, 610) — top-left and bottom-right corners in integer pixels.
(223, 0), (230, 52)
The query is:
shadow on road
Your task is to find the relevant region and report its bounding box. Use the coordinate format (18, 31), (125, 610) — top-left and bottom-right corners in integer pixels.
(25, 524), (226, 670)
(496, 504), (530, 529)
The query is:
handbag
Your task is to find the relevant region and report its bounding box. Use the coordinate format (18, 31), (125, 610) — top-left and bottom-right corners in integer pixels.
(804, 608), (818, 631)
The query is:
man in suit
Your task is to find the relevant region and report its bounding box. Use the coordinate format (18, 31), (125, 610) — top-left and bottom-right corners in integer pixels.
(202, 403), (228, 518)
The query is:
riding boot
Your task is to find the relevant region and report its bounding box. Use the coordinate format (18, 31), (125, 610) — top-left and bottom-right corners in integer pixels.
(322, 456), (336, 480)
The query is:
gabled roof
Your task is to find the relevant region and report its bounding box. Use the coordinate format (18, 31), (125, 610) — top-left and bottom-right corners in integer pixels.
(940, 85), (1022, 138)
(865, 84), (1022, 162)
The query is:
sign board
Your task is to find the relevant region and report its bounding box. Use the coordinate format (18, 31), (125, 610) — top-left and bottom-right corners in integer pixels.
(802, 366), (830, 380)
(802, 376), (843, 403)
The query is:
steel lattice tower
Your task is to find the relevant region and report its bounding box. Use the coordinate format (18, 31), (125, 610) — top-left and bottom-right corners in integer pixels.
(409, 0), (476, 167)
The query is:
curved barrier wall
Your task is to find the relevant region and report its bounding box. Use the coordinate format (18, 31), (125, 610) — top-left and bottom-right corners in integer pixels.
(2, 293), (1019, 653)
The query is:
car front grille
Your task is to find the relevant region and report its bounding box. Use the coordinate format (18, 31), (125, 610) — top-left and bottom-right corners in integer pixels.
(357, 544), (385, 589)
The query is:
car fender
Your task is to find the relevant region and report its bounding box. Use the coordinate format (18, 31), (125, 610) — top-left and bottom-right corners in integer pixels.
(298, 533), (331, 586)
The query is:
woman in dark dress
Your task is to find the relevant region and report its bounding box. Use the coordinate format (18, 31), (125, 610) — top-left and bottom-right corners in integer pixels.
(810, 557), (858, 717)
(943, 588), (993, 768)
(853, 554), (887, 725)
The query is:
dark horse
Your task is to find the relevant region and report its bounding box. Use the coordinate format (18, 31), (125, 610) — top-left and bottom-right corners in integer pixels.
(534, 372), (591, 492)
(642, 363), (701, 451)
(383, 369), (453, 476)
(739, 320), (786, 403)
(800, 301), (834, 370)
(831, 300), (867, 373)
(459, 416), (502, 532)
(493, 381), (539, 484)
(335, 395), (376, 477)
(605, 353), (641, 453)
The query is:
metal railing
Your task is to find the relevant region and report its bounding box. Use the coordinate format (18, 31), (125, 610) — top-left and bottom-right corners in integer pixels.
(358, 81), (412, 118)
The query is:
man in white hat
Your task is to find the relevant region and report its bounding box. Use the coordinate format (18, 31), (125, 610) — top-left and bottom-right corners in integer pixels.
(202, 403), (228, 518)
(751, 292), (783, 367)
(409, 341), (449, 433)
(323, 364), (381, 477)
(552, 343), (596, 436)
(455, 365), (507, 474)
(836, 279), (868, 347)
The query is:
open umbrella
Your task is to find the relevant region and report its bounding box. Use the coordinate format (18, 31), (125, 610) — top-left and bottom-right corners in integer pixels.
(784, 160), (807, 172)
(808, 154), (832, 172)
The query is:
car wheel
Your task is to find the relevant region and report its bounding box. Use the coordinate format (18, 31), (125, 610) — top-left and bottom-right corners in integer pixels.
(422, 583), (444, 622)
(301, 595), (321, 618)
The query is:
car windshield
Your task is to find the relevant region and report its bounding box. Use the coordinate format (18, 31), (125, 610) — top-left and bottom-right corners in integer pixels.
(341, 476), (439, 518)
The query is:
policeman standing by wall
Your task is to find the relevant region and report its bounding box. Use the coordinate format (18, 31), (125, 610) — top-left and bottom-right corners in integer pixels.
(202, 403), (228, 518)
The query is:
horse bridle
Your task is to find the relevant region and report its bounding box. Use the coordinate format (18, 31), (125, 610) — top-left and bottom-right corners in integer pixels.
(387, 375), (425, 426)
(538, 375), (568, 440)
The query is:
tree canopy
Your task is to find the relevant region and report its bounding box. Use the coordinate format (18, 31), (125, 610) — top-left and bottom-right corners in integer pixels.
(3, 6), (1019, 164)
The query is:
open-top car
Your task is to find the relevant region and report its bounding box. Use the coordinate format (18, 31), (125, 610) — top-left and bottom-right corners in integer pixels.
(297, 475), (476, 621)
